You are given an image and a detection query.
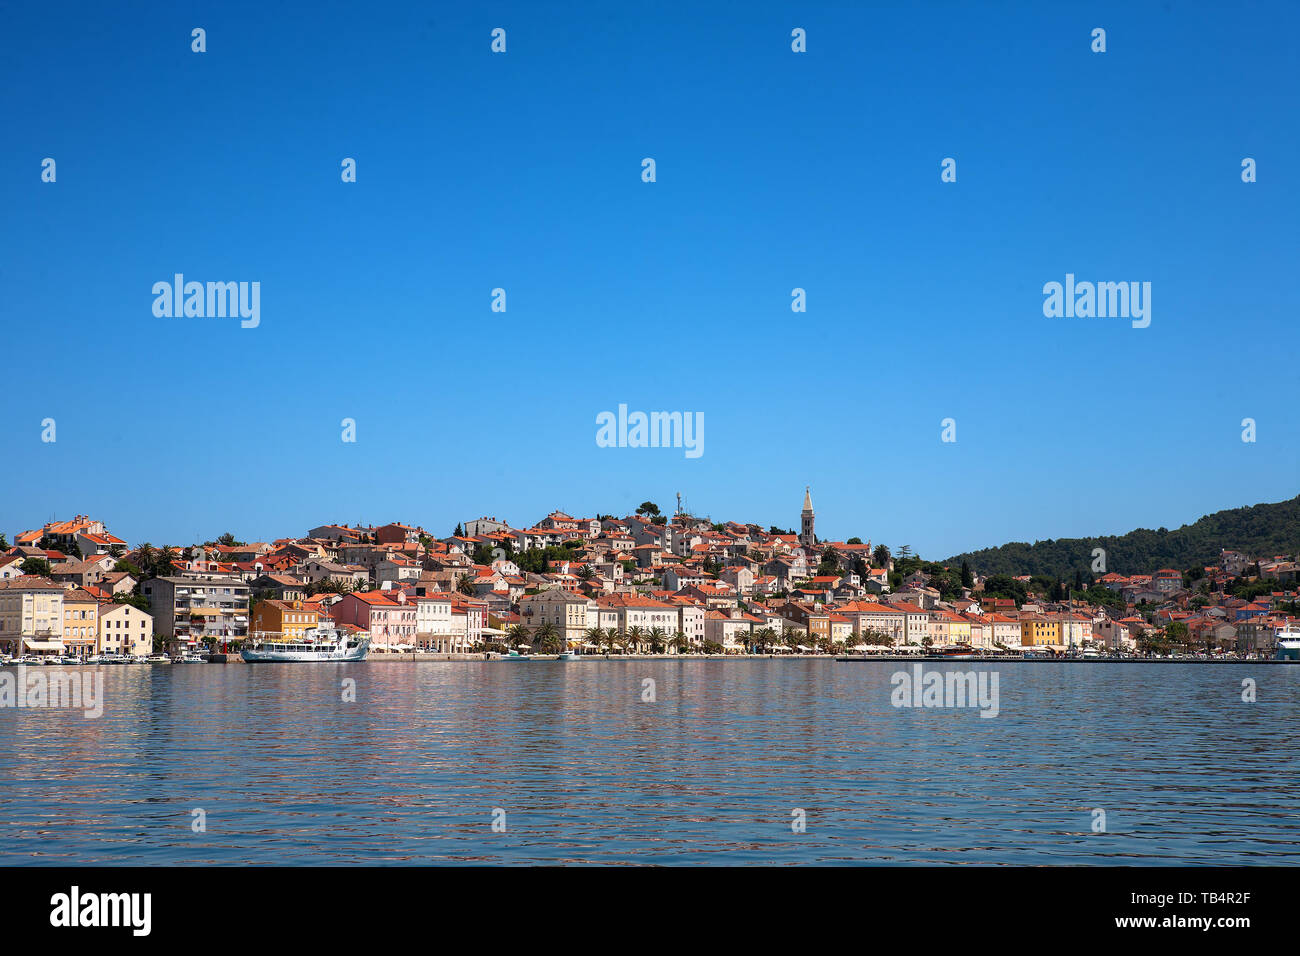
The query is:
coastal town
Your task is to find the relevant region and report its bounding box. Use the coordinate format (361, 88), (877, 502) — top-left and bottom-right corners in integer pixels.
(1, 489), (1298, 662)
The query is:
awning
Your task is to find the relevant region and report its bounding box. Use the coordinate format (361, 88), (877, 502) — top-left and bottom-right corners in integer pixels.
(189, 607), (220, 616)
(23, 639), (66, 651)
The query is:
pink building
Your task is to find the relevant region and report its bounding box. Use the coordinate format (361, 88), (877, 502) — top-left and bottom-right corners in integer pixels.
(332, 589), (417, 651)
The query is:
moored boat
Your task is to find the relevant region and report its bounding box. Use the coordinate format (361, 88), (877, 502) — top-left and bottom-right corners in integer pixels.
(240, 624), (369, 663)
(1275, 625), (1300, 662)
(929, 643), (978, 660)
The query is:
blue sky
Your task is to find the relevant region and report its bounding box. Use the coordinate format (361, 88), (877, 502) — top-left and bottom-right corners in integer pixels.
(2, 1), (1297, 558)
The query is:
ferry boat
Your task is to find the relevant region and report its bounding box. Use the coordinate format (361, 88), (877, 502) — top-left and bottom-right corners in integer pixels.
(240, 624), (370, 663)
(1274, 625), (1300, 662)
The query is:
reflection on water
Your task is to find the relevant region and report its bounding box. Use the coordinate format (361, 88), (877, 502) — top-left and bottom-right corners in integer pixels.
(1, 661), (1298, 864)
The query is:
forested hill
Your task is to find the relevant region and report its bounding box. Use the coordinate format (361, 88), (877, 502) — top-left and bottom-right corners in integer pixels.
(944, 495), (1300, 579)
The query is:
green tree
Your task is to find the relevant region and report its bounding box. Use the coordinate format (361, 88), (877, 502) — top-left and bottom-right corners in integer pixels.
(816, 546), (841, 577)
(636, 501), (661, 517)
(626, 626), (644, 652)
(648, 627), (667, 653)
(21, 557), (51, 577)
(154, 546), (176, 577)
(114, 592), (151, 613)
(506, 624), (531, 648)
(533, 621), (562, 653)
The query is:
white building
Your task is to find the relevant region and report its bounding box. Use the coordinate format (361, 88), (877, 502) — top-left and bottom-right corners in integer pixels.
(414, 593), (455, 650)
(98, 602), (154, 656)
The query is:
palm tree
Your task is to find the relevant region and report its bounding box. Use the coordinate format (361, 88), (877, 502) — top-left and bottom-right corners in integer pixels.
(626, 626), (644, 654)
(576, 564), (596, 582)
(872, 544), (891, 568)
(671, 631), (689, 655)
(613, 628), (631, 655)
(648, 627), (666, 653)
(584, 626), (605, 653)
(753, 627), (777, 653)
(505, 623), (530, 649)
(533, 621), (562, 654)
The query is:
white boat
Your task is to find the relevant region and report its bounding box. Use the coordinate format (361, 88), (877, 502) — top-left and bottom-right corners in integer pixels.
(557, 650), (581, 661)
(145, 653), (171, 664)
(1275, 625), (1300, 662)
(175, 651), (207, 663)
(240, 624), (370, 663)
(95, 653), (131, 665)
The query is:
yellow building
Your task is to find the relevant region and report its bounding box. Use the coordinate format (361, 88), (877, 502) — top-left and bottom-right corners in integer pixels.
(251, 599), (319, 639)
(1020, 614), (1061, 647)
(62, 588), (99, 656)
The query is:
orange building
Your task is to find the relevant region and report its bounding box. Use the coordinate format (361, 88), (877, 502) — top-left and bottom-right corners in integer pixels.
(250, 599), (319, 639)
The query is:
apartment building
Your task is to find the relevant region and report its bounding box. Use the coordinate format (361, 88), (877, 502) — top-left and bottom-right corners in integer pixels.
(142, 576), (250, 641)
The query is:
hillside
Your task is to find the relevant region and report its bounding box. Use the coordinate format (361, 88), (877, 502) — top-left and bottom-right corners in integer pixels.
(944, 494), (1300, 579)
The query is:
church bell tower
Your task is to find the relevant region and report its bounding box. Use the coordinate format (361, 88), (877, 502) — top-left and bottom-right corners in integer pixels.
(800, 486), (816, 548)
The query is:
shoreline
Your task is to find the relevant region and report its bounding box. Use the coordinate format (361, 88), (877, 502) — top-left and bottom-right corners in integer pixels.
(5, 653), (1294, 666)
